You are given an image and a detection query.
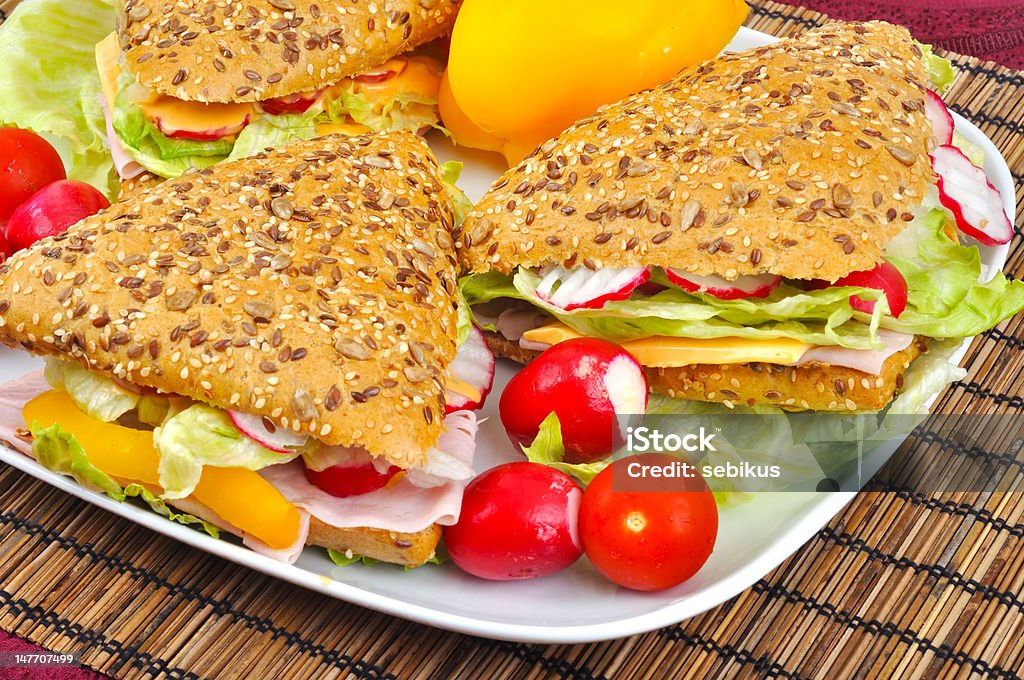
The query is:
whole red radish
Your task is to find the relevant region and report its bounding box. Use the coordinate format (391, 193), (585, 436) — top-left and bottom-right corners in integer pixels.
(0, 128), (66, 224)
(500, 338), (647, 463)
(445, 462), (582, 580)
(5, 180), (109, 253)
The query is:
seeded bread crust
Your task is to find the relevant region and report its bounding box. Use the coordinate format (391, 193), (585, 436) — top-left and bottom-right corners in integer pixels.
(117, 0), (461, 103)
(308, 517), (441, 566)
(0, 132), (459, 470)
(484, 331), (926, 412)
(458, 21), (934, 283)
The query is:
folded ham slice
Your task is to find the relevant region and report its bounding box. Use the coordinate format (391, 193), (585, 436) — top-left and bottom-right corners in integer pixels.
(99, 95), (147, 181)
(260, 410), (478, 533)
(792, 328), (914, 376)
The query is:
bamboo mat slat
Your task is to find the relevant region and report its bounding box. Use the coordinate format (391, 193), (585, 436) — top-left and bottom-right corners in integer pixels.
(2, 0), (1024, 678)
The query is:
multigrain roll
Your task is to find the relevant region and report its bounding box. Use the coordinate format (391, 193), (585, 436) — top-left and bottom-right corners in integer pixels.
(100, 0), (462, 180)
(117, 0), (460, 103)
(457, 21), (1024, 412)
(0, 132), (480, 566)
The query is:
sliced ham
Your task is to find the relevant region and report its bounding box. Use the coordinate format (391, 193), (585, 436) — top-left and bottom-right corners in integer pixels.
(260, 410), (478, 532)
(792, 328), (914, 375)
(99, 95), (147, 181)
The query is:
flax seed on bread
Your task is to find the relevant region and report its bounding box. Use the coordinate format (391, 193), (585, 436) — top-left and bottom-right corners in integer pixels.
(117, 0), (461, 103)
(457, 21), (934, 283)
(0, 131), (459, 470)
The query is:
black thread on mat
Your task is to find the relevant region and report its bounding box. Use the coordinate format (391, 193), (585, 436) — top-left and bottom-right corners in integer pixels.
(818, 527), (1024, 616)
(0, 511), (397, 680)
(948, 58), (1024, 88)
(750, 580), (1019, 679)
(747, 4), (821, 30)
(484, 642), (604, 680)
(0, 589), (200, 680)
(658, 627), (797, 679)
(866, 479), (1024, 537)
(948, 381), (1024, 409)
(947, 102), (1024, 135)
(905, 426), (1024, 475)
(982, 327), (1024, 351)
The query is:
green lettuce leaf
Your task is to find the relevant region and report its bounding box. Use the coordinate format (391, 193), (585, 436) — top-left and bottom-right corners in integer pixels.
(953, 130), (985, 167)
(228, 112), (318, 161)
(461, 269), (886, 349)
(440, 160), (474, 228)
(521, 412), (609, 485)
(43, 358), (139, 422)
(920, 43), (955, 92)
(461, 210), (1024, 347)
(0, 0), (116, 193)
(325, 87), (439, 134)
(112, 71), (232, 178)
(456, 286), (473, 347)
(32, 420), (124, 497)
(153, 404), (300, 499)
(882, 210), (1024, 338)
(328, 548), (444, 570)
(31, 422), (219, 537)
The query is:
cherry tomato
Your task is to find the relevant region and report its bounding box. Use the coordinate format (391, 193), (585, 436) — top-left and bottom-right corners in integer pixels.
(580, 453), (718, 591)
(445, 462), (582, 580)
(5, 180), (109, 253)
(499, 337), (647, 464)
(260, 91), (322, 116)
(303, 452), (401, 498)
(0, 128), (66, 224)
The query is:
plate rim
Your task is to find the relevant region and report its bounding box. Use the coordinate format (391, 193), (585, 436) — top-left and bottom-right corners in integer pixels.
(0, 24), (1016, 644)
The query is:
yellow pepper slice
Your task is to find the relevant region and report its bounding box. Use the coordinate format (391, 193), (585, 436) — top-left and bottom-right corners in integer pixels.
(24, 390), (302, 550)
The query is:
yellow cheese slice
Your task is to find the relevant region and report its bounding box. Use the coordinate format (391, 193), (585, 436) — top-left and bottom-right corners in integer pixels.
(354, 56), (443, 101)
(24, 390), (302, 550)
(95, 33), (121, 108)
(315, 121), (372, 136)
(521, 323), (812, 368)
(446, 376), (482, 404)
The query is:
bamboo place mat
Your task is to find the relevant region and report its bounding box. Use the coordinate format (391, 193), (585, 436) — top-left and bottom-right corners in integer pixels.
(2, 0), (1024, 678)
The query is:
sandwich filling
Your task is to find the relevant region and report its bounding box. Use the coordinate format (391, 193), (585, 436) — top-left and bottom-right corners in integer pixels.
(0, 321), (483, 564)
(96, 32), (444, 180)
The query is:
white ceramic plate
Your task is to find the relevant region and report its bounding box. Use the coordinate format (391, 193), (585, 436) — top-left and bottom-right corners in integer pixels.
(0, 27), (1015, 644)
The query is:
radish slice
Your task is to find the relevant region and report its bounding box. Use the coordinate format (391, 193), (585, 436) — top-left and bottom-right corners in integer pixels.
(931, 144), (1013, 246)
(228, 410), (309, 454)
(666, 269), (781, 299)
(536, 265), (650, 310)
(445, 325), (496, 413)
(925, 90), (954, 145)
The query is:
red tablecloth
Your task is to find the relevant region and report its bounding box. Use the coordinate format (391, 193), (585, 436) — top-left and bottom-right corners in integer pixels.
(0, 631), (103, 679)
(773, 0), (1024, 69)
